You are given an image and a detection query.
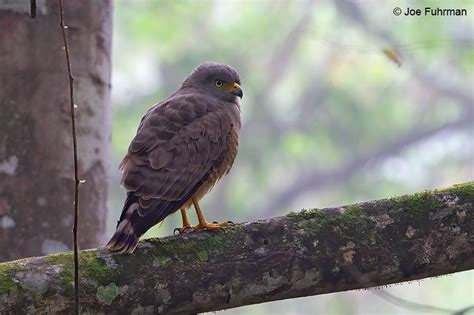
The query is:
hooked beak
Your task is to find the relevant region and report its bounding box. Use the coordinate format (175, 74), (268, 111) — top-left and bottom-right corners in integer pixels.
(232, 82), (243, 99)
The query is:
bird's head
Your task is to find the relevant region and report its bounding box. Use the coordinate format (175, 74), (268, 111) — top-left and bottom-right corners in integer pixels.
(182, 62), (243, 103)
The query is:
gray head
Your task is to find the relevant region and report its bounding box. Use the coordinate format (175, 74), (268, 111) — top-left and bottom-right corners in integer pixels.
(181, 62), (243, 102)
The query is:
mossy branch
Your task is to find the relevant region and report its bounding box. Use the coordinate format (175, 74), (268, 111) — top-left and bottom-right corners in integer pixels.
(1, 182), (473, 314)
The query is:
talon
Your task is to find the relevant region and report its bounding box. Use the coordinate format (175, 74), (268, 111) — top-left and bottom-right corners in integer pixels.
(174, 225), (192, 234)
(190, 199), (232, 233)
(191, 221), (231, 232)
(227, 220), (234, 225)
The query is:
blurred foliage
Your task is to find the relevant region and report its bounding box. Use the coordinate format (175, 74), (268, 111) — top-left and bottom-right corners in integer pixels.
(108, 0), (473, 314)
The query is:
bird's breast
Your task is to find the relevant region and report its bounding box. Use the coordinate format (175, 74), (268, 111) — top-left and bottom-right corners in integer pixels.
(190, 125), (239, 204)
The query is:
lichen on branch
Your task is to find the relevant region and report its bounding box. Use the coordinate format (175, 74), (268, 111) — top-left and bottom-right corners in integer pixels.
(0, 182), (473, 314)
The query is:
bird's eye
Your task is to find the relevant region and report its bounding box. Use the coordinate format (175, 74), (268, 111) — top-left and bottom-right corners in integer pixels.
(214, 80), (223, 87)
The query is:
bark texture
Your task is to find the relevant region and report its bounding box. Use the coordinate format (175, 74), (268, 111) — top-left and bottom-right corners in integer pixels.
(0, 0), (112, 261)
(0, 182), (472, 314)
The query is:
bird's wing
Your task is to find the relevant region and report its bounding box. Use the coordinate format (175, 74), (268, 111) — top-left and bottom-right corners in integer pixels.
(119, 93), (233, 226)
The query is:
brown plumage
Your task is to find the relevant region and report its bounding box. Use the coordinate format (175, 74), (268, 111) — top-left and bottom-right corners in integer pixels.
(106, 62), (243, 253)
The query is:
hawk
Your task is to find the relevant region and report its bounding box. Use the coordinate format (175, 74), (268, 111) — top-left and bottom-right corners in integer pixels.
(106, 62), (243, 254)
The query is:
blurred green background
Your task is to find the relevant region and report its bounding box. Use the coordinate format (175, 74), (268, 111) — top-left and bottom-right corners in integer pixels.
(106, 0), (473, 314)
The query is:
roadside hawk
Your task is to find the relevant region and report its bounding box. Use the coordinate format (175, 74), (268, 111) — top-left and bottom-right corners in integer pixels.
(106, 62), (243, 254)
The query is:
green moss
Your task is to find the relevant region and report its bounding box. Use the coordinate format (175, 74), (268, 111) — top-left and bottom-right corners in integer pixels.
(196, 250), (209, 262)
(0, 260), (25, 295)
(389, 183), (474, 219)
(289, 205), (363, 235)
(289, 183), (472, 231)
(46, 252), (74, 289)
(79, 251), (115, 284)
(0, 258), (29, 295)
(341, 205), (362, 221)
(46, 252), (73, 266)
(439, 182), (474, 204)
(46, 250), (115, 288)
(157, 256), (172, 267)
(0, 272), (15, 295)
(147, 225), (244, 263)
(287, 208), (325, 221)
(391, 191), (439, 219)
(96, 282), (119, 305)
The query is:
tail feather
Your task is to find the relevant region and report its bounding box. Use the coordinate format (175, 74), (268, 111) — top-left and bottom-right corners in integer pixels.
(105, 219), (139, 254)
(107, 190), (196, 254)
(106, 193), (140, 254)
(117, 192), (139, 225)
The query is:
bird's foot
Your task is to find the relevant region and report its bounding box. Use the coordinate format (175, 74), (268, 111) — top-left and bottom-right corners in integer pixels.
(173, 225), (193, 234)
(193, 221), (233, 232)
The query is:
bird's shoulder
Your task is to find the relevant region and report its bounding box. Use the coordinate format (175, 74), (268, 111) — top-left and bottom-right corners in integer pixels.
(126, 90), (238, 158)
(144, 91), (225, 124)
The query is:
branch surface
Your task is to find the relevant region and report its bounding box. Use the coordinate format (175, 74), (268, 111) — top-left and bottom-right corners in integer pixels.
(1, 182), (473, 314)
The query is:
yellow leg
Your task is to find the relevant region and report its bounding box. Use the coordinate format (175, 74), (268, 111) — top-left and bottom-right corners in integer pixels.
(173, 208), (192, 234)
(191, 197), (230, 232)
(181, 208), (190, 227)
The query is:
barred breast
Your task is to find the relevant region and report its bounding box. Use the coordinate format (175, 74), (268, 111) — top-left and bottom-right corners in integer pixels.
(182, 125), (239, 209)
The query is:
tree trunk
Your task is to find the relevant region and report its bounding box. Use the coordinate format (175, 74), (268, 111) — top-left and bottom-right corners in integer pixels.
(0, 182), (472, 314)
(0, 0), (112, 261)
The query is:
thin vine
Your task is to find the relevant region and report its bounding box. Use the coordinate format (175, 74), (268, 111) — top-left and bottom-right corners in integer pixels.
(58, 1), (80, 314)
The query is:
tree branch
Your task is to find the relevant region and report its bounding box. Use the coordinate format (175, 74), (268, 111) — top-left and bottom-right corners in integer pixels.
(0, 182), (473, 314)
